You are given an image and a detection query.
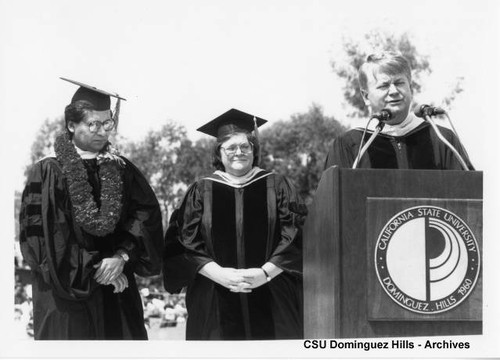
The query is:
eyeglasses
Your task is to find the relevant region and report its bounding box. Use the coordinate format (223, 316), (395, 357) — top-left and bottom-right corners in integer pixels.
(86, 119), (115, 133)
(221, 143), (253, 156)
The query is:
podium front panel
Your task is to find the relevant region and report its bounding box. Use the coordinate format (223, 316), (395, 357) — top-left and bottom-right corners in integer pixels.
(303, 167), (483, 338)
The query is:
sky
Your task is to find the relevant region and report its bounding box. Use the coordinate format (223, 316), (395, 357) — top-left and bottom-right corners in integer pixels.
(1, 0), (498, 189)
(1, 0), (499, 357)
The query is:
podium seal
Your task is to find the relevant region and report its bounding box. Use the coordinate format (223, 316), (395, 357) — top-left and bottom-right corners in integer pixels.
(374, 205), (480, 314)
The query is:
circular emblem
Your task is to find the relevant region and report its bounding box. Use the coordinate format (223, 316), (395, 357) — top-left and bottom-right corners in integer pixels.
(375, 206), (480, 314)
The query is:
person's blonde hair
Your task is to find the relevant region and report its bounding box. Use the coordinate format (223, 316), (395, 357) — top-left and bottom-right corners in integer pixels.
(358, 51), (412, 92)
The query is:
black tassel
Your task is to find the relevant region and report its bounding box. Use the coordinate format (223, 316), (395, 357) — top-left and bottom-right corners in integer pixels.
(113, 98), (121, 130)
(253, 116), (261, 164)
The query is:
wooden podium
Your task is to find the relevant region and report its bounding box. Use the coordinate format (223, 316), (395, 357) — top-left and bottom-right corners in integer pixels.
(303, 166), (482, 338)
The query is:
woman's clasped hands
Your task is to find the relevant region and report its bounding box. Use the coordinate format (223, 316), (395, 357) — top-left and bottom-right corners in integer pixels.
(199, 262), (270, 293)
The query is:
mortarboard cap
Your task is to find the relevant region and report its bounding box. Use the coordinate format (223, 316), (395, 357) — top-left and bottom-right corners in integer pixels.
(60, 77), (126, 111)
(197, 108), (267, 138)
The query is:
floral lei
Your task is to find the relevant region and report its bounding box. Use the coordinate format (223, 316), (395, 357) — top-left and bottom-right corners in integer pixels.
(54, 132), (123, 237)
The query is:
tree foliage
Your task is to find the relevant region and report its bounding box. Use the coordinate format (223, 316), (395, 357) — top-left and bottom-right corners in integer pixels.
(26, 117), (65, 177)
(175, 137), (215, 189)
(119, 122), (215, 225)
(330, 30), (432, 117)
(260, 104), (347, 204)
(121, 122), (185, 223)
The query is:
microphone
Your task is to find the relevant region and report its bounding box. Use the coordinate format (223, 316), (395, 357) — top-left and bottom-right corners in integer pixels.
(414, 104), (446, 118)
(353, 109), (392, 169)
(413, 104), (470, 170)
(371, 109), (392, 122)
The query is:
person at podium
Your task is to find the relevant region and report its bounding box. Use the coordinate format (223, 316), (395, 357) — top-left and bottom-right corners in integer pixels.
(324, 51), (473, 170)
(162, 109), (306, 340)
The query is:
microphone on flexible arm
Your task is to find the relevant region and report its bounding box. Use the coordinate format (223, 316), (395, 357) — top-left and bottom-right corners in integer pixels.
(414, 104), (446, 118)
(414, 104), (471, 170)
(352, 109), (393, 169)
(371, 109), (393, 123)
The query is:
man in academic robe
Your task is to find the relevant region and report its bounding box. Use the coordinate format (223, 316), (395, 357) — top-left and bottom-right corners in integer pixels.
(324, 51), (473, 170)
(19, 78), (164, 340)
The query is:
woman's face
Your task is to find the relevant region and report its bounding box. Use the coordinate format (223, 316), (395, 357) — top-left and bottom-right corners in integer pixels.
(220, 133), (254, 176)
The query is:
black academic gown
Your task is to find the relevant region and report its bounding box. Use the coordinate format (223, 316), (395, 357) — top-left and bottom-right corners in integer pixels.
(324, 122), (474, 170)
(163, 169), (306, 340)
(19, 156), (163, 340)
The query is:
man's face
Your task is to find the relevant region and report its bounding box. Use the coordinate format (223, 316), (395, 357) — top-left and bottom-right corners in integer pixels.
(362, 68), (413, 125)
(68, 110), (113, 152)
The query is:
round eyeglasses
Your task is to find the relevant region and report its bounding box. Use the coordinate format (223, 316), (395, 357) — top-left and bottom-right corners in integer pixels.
(86, 119), (115, 133)
(221, 143), (253, 156)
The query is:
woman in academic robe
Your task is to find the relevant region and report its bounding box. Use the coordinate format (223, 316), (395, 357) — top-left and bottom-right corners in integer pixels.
(163, 108), (307, 340)
(163, 109), (306, 340)
(19, 78), (164, 340)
